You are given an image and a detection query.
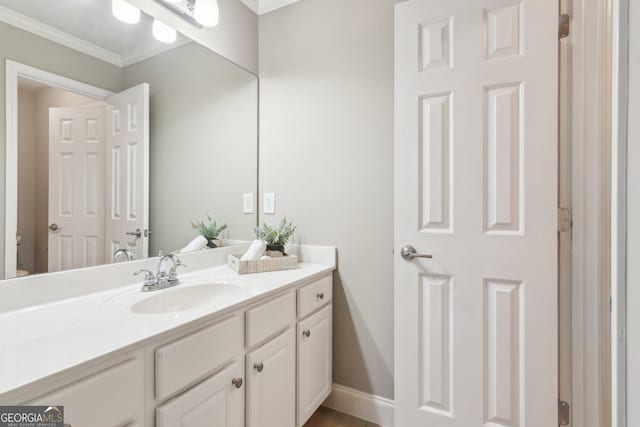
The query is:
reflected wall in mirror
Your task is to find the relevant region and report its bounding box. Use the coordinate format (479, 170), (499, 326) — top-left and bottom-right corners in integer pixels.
(1, 0), (258, 279)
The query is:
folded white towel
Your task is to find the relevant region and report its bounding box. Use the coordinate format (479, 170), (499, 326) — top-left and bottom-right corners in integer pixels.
(180, 235), (208, 254)
(242, 240), (267, 261)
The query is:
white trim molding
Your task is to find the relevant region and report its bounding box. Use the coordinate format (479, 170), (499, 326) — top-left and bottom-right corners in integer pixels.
(4, 60), (113, 279)
(323, 384), (395, 427)
(239, 0), (303, 15)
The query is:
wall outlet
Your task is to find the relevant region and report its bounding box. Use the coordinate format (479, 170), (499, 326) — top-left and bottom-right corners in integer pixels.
(263, 193), (276, 215)
(243, 193), (254, 214)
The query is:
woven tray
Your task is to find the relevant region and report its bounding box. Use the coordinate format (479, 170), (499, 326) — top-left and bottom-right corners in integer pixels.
(228, 253), (299, 274)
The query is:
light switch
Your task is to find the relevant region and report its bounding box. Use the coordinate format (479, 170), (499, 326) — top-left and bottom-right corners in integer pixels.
(263, 193), (276, 215)
(243, 193), (254, 214)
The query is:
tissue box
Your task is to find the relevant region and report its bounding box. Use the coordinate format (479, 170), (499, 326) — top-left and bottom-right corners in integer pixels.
(228, 253), (299, 274)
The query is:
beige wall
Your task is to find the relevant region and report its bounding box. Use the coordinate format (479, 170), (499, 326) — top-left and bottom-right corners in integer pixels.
(0, 21), (125, 277)
(123, 42), (258, 255)
(259, 0), (395, 398)
(627, 0), (639, 423)
(17, 88), (36, 274)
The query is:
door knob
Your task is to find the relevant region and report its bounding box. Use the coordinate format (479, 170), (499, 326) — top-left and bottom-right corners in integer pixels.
(126, 229), (142, 238)
(254, 362), (264, 372)
(231, 378), (243, 388)
(48, 223), (60, 232)
(303, 330), (311, 338)
(400, 245), (432, 261)
(317, 292), (325, 300)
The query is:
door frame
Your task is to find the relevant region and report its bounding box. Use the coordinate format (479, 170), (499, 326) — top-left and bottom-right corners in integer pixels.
(4, 59), (113, 278)
(611, 0), (628, 425)
(568, 0), (619, 426)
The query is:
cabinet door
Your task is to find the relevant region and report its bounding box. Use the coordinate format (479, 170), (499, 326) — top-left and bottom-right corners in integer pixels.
(246, 328), (296, 427)
(297, 304), (333, 427)
(156, 360), (244, 427)
(31, 356), (144, 427)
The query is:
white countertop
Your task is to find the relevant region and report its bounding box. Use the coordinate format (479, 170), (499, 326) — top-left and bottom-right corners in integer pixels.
(0, 263), (334, 396)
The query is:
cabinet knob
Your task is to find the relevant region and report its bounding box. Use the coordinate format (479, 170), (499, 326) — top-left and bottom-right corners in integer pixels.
(231, 378), (243, 388)
(316, 292), (325, 300)
(254, 362), (264, 372)
(303, 330), (311, 338)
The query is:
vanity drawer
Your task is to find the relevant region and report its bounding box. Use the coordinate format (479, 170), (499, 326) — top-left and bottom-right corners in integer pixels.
(246, 292), (295, 349)
(155, 315), (243, 401)
(297, 275), (332, 319)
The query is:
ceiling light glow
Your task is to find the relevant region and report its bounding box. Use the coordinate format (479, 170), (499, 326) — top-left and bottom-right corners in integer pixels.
(111, 0), (141, 24)
(152, 18), (177, 43)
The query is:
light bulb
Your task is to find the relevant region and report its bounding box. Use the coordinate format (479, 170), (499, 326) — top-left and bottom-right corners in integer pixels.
(152, 19), (177, 43)
(111, 0), (141, 24)
(194, 0), (219, 27)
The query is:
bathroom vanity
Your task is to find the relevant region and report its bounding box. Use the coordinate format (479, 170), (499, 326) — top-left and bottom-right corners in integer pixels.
(0, 246), (335, 427)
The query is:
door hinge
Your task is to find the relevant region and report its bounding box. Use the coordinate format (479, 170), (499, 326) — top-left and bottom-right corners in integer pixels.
(558, 208), (572, 232)
(559, 400), (571, 425)
(559, 14), (571, 39)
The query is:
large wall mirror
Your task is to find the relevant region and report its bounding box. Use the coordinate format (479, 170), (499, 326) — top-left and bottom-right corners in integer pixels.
(0, 0), (258, 279)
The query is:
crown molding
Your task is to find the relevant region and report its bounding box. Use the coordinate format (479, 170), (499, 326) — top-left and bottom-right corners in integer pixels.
(0, 6), (123, 67)
(238, 0), (259, 14)
(239, 0), (302, 15)
(0, 6), (185, 69)
(259, 0), (303, 14)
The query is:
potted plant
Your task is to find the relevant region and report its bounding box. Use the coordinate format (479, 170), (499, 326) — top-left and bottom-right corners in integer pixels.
(255, 217), (297, 257)
(191, 215), (227, 248)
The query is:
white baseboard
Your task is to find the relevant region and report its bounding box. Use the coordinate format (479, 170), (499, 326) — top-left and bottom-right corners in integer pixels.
(323, 383), (395, 427)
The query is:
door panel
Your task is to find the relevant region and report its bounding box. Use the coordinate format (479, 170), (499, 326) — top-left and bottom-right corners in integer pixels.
(297, 305), (332, 427)
(246, 328), (296, 427)
(394, 1), (558, 426)
(48, 107), (105, 272)
(106, 83), (149, 261)
(156, 360), (244, 427)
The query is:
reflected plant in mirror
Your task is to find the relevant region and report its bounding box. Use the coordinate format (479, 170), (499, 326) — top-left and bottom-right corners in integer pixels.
(0, 0), (258, 280)
(191, 215), (227, 249)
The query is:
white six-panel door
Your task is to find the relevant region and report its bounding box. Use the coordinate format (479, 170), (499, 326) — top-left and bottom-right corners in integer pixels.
(394, 1), (558, 426)
(48, 107), (106, 272)
(106, 83), (150, 261)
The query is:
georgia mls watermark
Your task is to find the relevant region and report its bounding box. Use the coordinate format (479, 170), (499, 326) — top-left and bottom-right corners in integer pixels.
(0, 406), (64, 427)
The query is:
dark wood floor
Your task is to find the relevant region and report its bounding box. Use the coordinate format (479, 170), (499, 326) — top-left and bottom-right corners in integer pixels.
(303, 406), (382, 427)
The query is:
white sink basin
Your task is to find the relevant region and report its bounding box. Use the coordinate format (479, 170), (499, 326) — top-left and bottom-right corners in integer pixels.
(131, 283), (243, 314)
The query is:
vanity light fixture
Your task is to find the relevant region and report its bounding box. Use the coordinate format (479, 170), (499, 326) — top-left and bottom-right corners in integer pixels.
(194, 0), (219, 27)
(153, 0), (219, 29)
(111, 0), (141, 24)
(152, 18), (178, 43)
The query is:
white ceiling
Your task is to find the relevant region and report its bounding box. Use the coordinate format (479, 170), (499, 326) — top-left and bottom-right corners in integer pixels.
(0, 0), (190, 67)
(239, 0), (303, 15)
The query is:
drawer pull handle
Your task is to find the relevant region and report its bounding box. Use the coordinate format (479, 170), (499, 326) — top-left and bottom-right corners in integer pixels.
(303, 330), (311, 338)
(317, 292), (325, 300)
(232, 378), (243, 388)
(254, 362), (264, 372)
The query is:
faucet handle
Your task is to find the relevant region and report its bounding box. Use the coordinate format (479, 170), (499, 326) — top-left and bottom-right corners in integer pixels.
(134, 269), (156, 283)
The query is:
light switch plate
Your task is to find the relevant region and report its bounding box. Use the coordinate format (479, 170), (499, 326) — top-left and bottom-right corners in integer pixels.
(243, 193), (254, 214)
(263, 193), (275, 215)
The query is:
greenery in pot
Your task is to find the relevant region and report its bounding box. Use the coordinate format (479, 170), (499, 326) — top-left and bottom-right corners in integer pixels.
(191, 214), (227, 248)
(254, 217), (297, 255)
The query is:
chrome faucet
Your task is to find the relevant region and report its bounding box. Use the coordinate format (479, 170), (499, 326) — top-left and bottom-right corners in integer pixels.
(134, 254), (186, 292)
